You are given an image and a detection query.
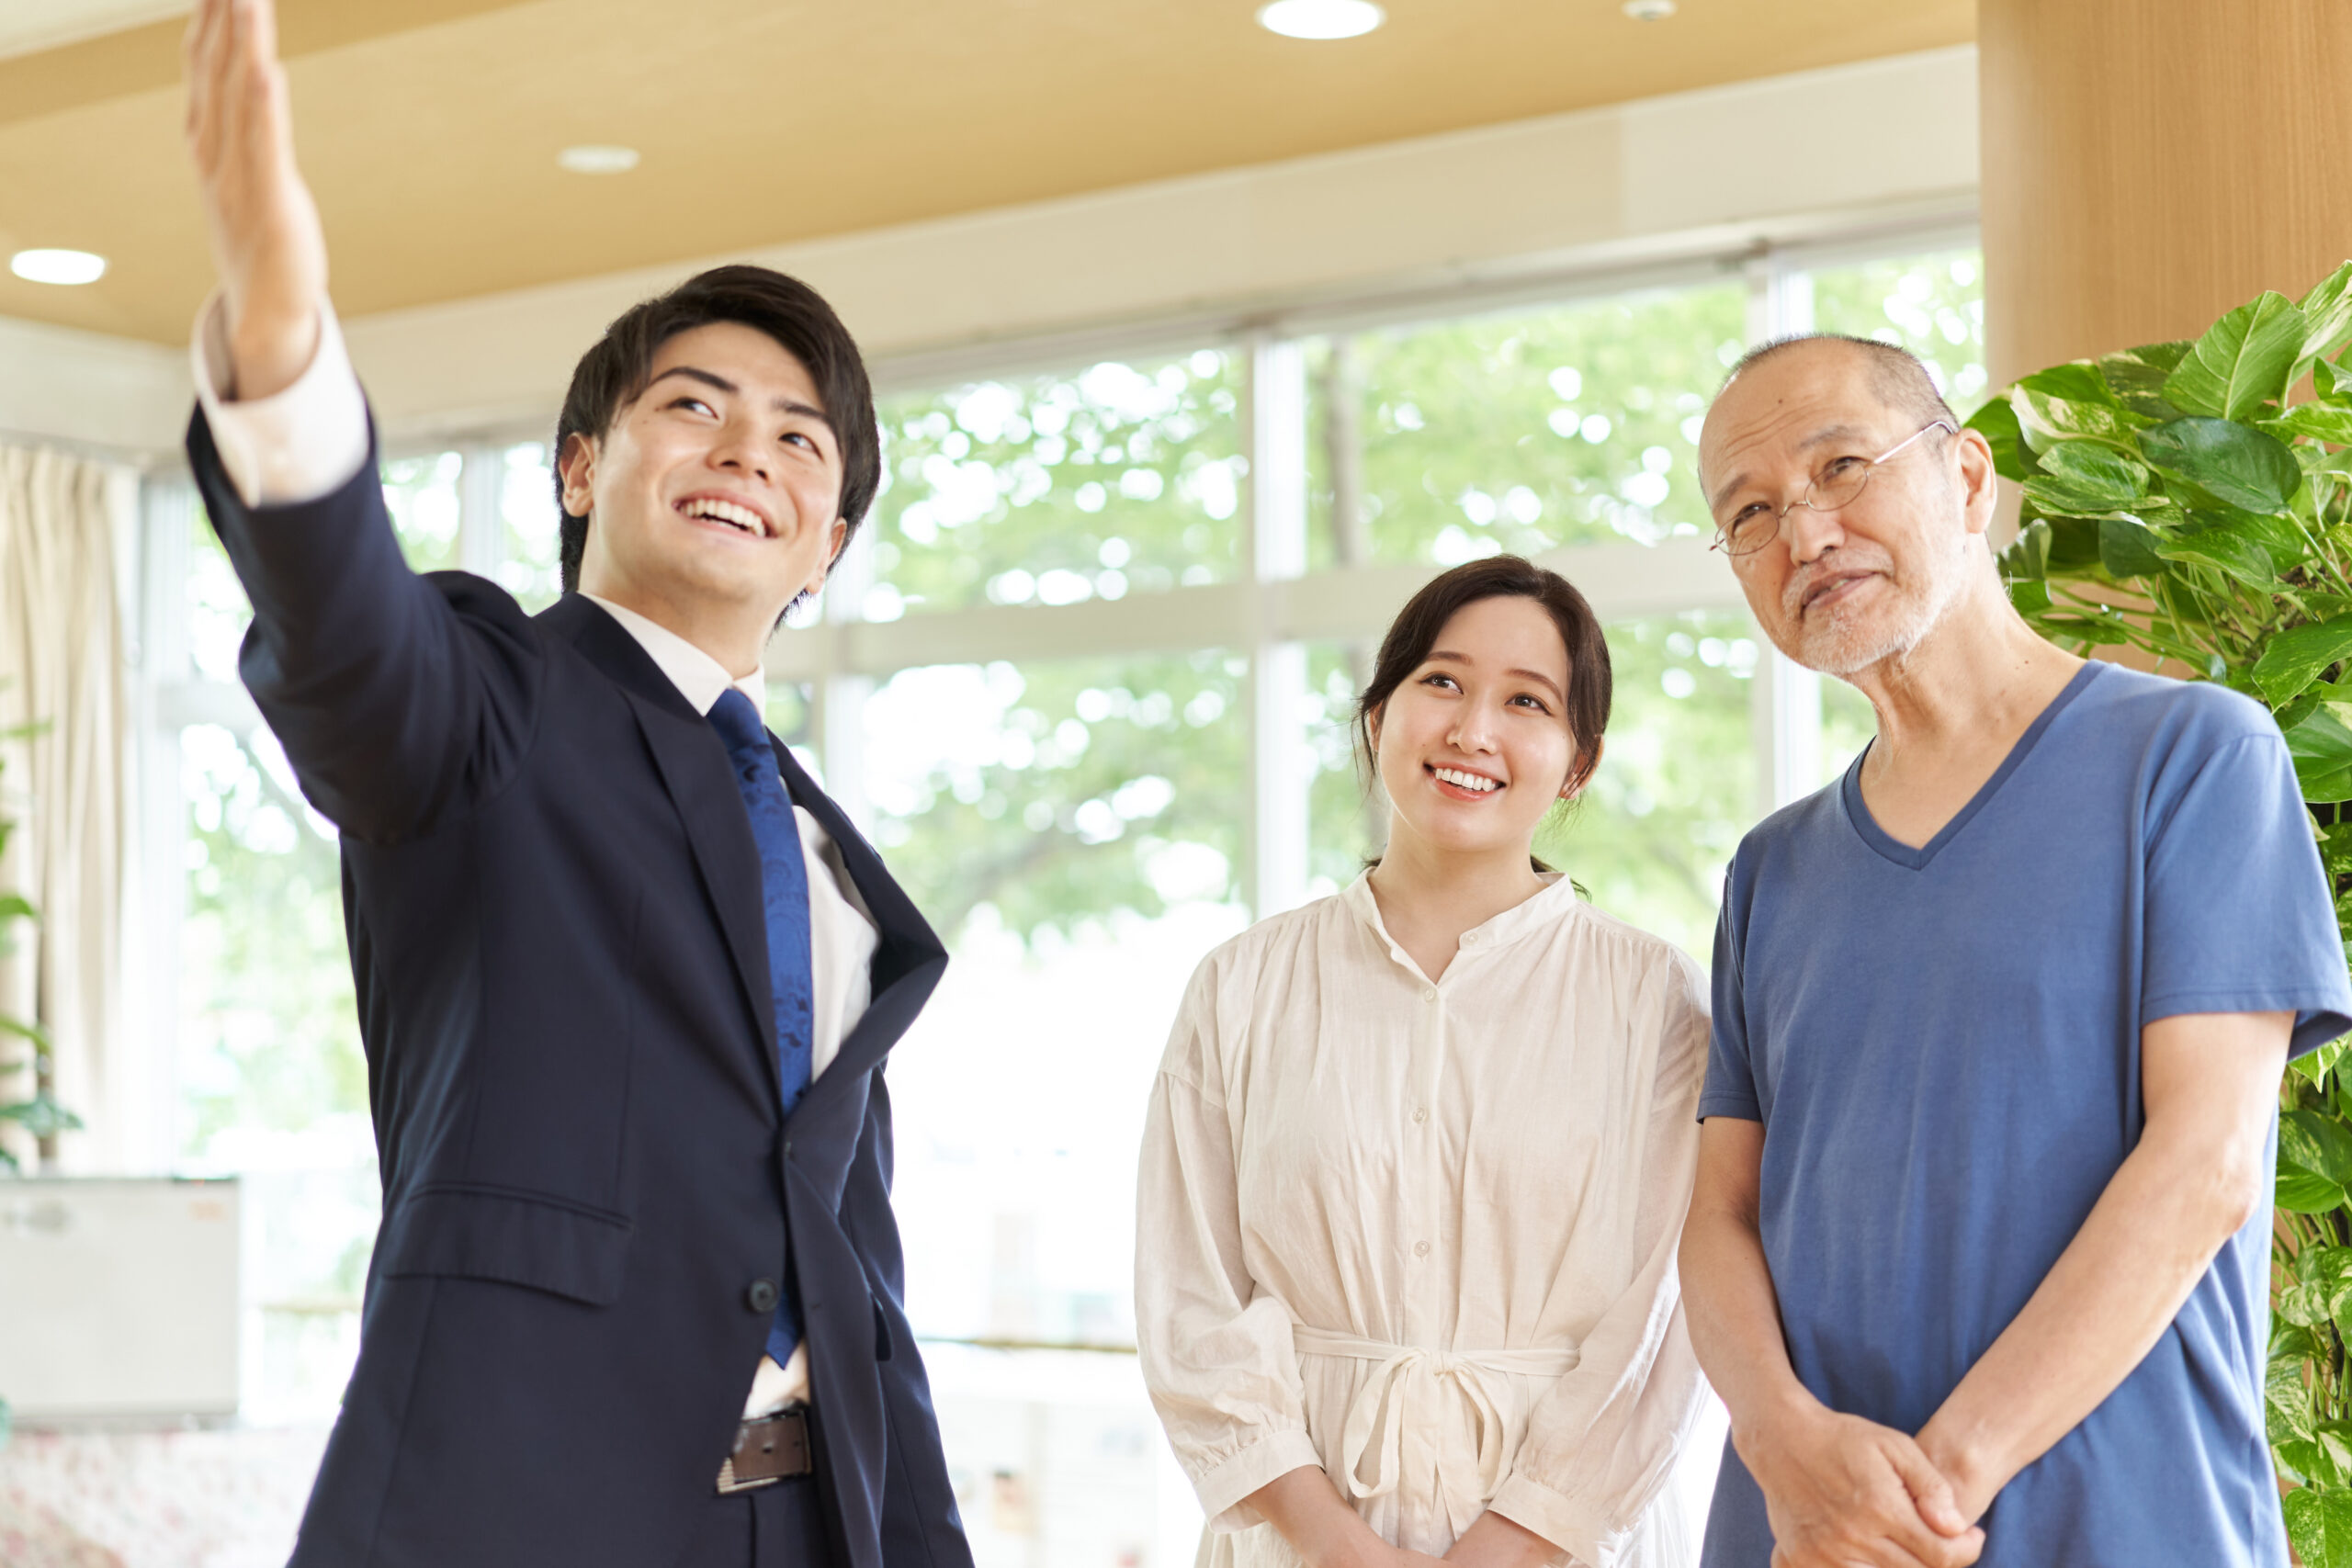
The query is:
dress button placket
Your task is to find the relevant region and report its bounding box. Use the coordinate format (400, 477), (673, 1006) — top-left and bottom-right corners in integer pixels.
(1404, 979), (1443, 1341)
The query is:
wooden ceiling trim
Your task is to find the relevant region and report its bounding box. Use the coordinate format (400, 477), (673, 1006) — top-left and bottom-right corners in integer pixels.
(0, 0), (543, 129)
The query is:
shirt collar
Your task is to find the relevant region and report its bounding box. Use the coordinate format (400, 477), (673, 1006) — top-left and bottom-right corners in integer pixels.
(1342, 866), (1578, 978)
(580, 592), (766, 718)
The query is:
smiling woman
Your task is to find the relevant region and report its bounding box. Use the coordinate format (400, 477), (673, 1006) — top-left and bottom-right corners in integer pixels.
(1136, 554), (1712, 1566)
(1356, 556), (1612, 886)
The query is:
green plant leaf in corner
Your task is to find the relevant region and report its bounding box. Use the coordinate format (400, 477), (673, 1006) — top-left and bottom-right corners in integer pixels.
(2096, 517), (2166, 580)
(1964, 395), (2041, 481)
(2010, 387), (2149, 456)
(2290, 705), (2352, 804)
(2256, 616), (2352, 705)
(2274, 1358), (2319, 1445)
(0, 1094), (84, 1140)
(2280, 1168), (2351, 1214)
(2296, 1034), (2352, 1087)
(2165, 290), (2309, 419)
(2150, 520), (2278, 590)
(2016, 362), (2122, 409)
(2270, 403), (2352, 447)
(2301, 262), (2352, 377)
(2284, 1482), (2352, 1568)
(2021, 442), (2153, 517)
(2098, 341), (2191, 421)
(2140, 418), (2305, 513)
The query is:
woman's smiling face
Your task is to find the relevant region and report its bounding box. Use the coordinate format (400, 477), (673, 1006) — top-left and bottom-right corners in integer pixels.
(1371, 594), (1585, 862)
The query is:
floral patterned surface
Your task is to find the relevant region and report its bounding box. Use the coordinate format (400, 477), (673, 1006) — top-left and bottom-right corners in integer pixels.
(0, 1427), (327, 1568)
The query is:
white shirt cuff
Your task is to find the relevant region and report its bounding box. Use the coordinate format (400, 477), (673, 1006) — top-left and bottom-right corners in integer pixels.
(742, 1346), (811, 1416)
(190, 291), (370, 508)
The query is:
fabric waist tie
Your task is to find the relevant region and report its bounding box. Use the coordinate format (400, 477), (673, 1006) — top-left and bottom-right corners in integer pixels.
(1291, 1324), (1579, 1515)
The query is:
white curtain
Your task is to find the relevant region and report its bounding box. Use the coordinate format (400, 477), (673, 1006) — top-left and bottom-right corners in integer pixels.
(0, 443), (130, 1174)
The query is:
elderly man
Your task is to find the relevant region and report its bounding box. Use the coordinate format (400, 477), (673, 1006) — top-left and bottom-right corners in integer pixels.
(1679, 333), (2352, 1568)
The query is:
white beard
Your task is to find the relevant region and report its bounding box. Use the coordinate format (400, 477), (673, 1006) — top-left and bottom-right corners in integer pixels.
(1784, 529), (1973, 678)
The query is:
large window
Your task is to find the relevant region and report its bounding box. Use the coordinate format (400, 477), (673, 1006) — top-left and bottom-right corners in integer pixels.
(138, 232), (1985, 1551)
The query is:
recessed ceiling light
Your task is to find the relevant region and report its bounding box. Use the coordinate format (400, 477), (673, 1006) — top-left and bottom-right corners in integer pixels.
(1257, 0), (1385, 40)
(9, 249), (107, 286)
(1623, 0), (1677, 17)
(557, 144), (640, 175)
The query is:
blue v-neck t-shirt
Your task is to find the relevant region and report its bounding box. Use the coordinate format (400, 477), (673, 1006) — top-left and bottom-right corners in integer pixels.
(1698, 660), (2352, 1567)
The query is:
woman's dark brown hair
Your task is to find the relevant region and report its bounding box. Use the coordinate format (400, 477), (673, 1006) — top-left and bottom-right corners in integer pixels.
(1356, 552), (1613, 810)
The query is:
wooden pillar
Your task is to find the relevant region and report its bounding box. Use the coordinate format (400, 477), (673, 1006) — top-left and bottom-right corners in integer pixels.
(1980, 0), (2352, 388)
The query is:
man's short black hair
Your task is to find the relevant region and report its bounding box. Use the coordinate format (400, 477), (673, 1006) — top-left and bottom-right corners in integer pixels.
(552, 264), (881, 594)
(1721, 332), (1958, 431)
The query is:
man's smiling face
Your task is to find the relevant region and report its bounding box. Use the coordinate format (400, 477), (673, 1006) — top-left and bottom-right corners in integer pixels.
(560, 320), (848, 640)
(1699, 339), (1980, 678)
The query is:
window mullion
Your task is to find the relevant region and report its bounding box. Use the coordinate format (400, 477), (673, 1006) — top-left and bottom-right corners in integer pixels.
(1247, 333), (1310, 919)
(1744, 251), (1826, 815)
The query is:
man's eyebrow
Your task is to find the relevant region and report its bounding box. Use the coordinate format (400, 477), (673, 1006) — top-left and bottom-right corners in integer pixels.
(1426, 649), (1566, 705)
(1704, 422), (1876, 511)
(646, 366), (834, 428)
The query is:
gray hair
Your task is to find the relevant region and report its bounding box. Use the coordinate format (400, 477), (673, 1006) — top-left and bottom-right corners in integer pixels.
(1718, 333), (1957, 431)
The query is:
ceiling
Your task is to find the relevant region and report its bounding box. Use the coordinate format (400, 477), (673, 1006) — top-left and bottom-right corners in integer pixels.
(0, 0), (1973, 344)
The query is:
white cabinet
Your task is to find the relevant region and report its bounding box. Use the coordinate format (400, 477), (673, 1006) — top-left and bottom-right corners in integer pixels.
(0, 1179), (241, 1422)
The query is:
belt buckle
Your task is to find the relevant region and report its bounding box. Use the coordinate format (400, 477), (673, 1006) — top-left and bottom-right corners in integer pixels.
(716, 1405), (810, 1495)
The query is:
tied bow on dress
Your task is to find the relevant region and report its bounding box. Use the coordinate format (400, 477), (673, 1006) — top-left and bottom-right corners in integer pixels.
(1292, 1325), (1581, 1523)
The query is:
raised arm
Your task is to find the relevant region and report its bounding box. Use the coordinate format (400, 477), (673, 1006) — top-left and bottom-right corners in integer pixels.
(182, 0), (543, 843)
(1679, 1118), (1981, 1568)
(1914, 1010), (2289, 1518)
(186, 0), (325, 401)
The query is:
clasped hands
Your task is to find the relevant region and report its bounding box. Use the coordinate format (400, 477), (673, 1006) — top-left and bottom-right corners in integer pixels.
(1741, 1393), (1990, 1568)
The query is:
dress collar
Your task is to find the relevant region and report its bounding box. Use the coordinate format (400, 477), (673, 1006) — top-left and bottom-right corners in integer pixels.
(1340, 866), (1579, 980)
(580, 592), (766, 718)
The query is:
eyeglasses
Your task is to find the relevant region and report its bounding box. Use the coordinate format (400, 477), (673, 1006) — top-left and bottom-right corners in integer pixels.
(1711, 419), (1956, 557)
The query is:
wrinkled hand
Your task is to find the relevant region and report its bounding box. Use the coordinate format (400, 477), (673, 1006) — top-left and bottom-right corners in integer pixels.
(1743, 1400), (1984, 1568)
(184, 0), (327, 399)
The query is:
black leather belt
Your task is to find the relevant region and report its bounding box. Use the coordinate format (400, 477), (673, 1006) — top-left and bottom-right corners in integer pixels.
(716, 1406), (813, 1494)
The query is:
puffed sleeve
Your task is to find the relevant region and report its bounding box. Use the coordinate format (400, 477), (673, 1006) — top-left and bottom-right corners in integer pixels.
(1488, 949), (1712, 1566)
(1136, 948), (1322, 1529)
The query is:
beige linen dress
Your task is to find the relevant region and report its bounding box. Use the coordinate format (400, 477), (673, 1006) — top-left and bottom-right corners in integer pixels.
(1136, 873), (1710, 1568)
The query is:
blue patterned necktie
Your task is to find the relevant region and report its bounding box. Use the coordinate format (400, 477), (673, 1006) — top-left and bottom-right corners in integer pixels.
(707, 687), (815, 1369)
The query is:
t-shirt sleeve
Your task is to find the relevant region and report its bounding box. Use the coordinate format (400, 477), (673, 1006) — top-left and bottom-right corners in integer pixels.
(1698, 884), (1763, 1121)
(2143, 729), (2352, 1056)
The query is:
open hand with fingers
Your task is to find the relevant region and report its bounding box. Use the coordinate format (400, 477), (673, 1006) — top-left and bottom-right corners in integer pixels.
(183, 0), (328, 400)
(1743, 1398), (1984, 1568)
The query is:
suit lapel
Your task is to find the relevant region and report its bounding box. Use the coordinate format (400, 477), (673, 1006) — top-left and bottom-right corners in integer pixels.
(774, 741), (949, 1099)
(553, 598), (780, 1108)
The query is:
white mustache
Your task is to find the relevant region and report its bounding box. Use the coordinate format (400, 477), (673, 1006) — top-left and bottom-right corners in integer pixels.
(1781, 548), (1897, 618)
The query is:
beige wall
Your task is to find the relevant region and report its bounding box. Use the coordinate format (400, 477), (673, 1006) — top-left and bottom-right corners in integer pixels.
(1980, 0), (2352, 384)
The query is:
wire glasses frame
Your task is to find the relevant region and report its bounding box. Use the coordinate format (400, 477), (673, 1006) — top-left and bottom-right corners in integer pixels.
(1711, 419), (1957, 557)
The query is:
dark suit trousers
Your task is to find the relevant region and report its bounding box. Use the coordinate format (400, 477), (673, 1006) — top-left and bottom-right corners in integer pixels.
(673, 1476), (834, 1568)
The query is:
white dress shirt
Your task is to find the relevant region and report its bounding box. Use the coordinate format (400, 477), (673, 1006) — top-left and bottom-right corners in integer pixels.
(195, 296), (876, 1416)
(1136, 874), (1711, 1567)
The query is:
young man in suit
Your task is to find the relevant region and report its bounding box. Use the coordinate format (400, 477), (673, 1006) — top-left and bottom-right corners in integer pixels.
(181, 2), (973, 1563)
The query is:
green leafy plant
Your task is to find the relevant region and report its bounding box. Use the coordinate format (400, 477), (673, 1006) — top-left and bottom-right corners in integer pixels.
(1974, 260), (2352, 1564)
(0, 712), (77, 1173)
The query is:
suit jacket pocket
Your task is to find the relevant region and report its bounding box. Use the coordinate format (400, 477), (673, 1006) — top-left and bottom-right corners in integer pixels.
(376, 1184), (634, 1306)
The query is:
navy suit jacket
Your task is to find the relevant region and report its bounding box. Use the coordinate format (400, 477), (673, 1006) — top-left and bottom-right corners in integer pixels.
(189, 410), (974, 1568)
